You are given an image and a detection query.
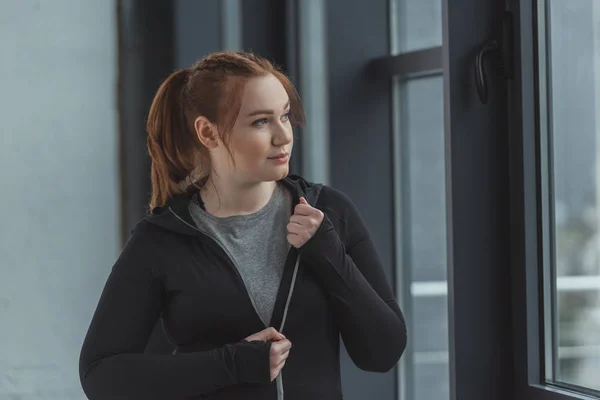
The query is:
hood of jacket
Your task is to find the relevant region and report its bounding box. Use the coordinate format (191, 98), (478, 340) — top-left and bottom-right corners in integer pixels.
(143, 174), (323, 235)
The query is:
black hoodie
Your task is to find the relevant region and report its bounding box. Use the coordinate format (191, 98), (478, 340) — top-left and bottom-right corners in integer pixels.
(79, 175), (407, 400)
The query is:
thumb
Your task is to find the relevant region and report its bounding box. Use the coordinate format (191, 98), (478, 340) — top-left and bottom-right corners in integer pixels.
(262, 327), (286, 341)
(299, 197), (309, 206)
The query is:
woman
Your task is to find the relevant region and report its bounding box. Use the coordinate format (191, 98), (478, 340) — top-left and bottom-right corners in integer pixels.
(79, 51), (406, 400)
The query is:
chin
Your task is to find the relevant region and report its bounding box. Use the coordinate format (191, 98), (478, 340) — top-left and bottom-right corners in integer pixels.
(265, 166), (289, 182)
(274, 168), (289, 181)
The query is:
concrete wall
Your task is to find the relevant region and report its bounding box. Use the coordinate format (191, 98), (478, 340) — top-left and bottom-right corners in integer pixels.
(0, 1), (119, 398)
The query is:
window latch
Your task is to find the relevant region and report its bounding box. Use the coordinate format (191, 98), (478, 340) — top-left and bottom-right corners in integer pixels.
(475, 10), (514, 104)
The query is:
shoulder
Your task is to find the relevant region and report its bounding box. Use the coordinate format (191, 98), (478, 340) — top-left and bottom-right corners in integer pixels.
(114, 220), (174, 278)
(285, 174), (356, 211)
(315, 185), (369, 245)
(128, 219), (172, 247)
(316, 185), (357, 214)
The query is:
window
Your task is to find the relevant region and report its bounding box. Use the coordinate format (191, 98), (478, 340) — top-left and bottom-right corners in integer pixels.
(537, 0), (600, 395)
(390, 1), (448, 399)
(395, 76), (449, 400)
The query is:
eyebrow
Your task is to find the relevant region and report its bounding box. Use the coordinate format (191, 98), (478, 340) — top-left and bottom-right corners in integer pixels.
(246, 101), (291, 117)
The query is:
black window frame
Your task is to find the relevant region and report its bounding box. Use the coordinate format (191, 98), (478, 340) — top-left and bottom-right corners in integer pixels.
(509, 1), (600, 399)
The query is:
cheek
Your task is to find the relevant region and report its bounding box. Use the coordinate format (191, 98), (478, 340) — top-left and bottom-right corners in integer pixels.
(231, 133), (271, 163)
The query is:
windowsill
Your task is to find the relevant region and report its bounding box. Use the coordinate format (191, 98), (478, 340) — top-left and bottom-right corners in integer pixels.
(529, 383), (600, 400)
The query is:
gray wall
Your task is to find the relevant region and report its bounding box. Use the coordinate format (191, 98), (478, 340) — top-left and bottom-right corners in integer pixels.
(0, 1), (119, 398)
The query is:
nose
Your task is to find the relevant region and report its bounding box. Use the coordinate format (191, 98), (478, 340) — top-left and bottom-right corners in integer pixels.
(272, 121), (293, 147)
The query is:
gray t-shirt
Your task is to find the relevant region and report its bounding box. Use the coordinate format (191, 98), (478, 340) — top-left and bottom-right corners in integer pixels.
(188, 183), (293, 326)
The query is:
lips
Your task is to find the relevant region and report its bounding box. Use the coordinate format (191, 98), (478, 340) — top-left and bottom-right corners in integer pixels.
(268, 153), (289, 159)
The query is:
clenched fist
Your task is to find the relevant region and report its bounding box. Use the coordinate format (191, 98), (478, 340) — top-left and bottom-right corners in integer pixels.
(287, 197), (324, 248)
(268, 337), (292, 381)
(245, 327), (292, 381)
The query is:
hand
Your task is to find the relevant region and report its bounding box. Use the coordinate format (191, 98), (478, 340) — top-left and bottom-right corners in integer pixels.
(244, 327), (291, 381)
(269, 337), (292, 381)
(287, 197), (325, 248)
(245, 327), (286, 343)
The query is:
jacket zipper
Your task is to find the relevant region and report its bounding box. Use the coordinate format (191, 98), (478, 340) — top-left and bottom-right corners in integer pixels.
(168, 206), (297, 400)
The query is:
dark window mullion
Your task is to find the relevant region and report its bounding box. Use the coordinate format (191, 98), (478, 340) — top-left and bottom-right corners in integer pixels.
(369, 47), (443, 80)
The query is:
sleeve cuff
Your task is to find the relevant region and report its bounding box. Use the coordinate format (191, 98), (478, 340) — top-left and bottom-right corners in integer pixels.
(232, 340), (272, 384)
(301, 214), (342, 263)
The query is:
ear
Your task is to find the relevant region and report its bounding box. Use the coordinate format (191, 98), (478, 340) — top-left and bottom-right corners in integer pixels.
(194, 116), (219, 149)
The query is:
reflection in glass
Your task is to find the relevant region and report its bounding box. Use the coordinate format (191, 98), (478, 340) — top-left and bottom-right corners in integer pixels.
(539, 0), (600, 392)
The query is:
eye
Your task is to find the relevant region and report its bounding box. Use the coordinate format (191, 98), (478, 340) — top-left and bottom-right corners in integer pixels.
(252, 118), (269, 127)
(281, 112), (291, 122)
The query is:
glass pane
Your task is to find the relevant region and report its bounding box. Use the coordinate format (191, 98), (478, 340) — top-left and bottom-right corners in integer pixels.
(396, 75), (448, 400)
(414, 363), (450, 400)
(539, 0), (600, 392)
(392, 0), (442, 54)
(413, 296), (449, 354)
(557, 291), (600, 388)
(405, 76), (447, 283)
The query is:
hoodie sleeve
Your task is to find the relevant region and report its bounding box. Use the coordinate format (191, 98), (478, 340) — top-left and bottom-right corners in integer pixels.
(79, 225), (271, 399)
(300, 187), (407, 372)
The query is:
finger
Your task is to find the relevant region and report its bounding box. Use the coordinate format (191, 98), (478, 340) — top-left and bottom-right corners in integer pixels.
(287, 234), (301, 248)
(274, 339), (292, 353)
(264, 327), (277, 336)
(273, 353), (288, 367)
(271, 341), (289, 355)
(275, 357), (287, 369)
(286, 222), (303, 235)
(299, 197), (309, 206)
(279, 349), (290, 361)
(258, 327), (284, 341)
(289, 215), (310, 225)
(274, 350), (290, 367)
(290, 215), (321, 231)
(275, 345), (291, 357)
(294, 204), (314, 216)
(265, 328), (285, 341)
(271, 370), (279, 381)
(261, 332), (283, 342)
(271, 361), (286, 381)
(266, 327), (282, 339)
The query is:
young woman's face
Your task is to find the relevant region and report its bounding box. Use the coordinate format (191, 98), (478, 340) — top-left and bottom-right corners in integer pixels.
(219, 74), (294, 184)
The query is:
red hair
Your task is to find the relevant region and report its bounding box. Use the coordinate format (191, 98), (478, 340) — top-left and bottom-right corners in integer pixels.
(146, 51), (304, 209)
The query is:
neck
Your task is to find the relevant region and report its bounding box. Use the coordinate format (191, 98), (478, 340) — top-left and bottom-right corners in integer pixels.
(201, 175), (277, 218)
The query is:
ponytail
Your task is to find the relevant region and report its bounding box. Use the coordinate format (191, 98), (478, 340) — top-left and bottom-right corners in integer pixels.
(146, 68), (202, 210)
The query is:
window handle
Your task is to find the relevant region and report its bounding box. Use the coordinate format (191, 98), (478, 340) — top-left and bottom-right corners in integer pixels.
(474, 11), (514, 104)
(475, 40), (499, 104)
